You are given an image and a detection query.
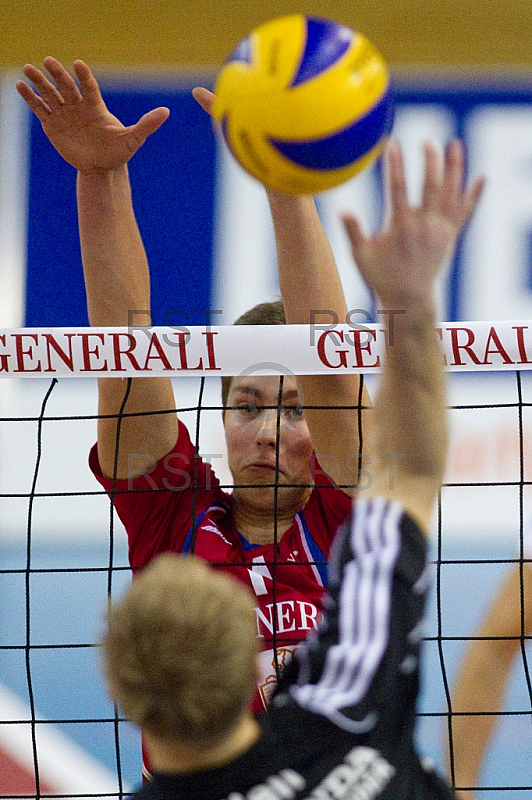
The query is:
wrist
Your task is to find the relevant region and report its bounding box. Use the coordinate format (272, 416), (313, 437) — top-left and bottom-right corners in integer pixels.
(376, 291), (436, 320)
(77, 163), (129, 182)
(265, 186), (314, 209)
(376, 302), (437, 342)
(77, 165), (133, 211)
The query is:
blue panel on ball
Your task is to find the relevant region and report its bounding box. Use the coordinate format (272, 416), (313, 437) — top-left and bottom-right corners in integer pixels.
(225, 35), (253, 64)
(290, 17), (352, 87)
(269, 90), (394, 170)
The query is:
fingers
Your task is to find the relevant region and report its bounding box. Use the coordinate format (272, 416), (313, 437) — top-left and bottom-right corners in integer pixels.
(15, 77), (51, 121)
(72, 59), (103, 104)
(18, 62), (65, 115)
(421, 142), (442, 212)
(418, 138), (484, 227)
(446, 139), (486, 223)
(386, 139), (408, 217)
(341, 213), (367, 259)
(192, 87), (215, 116)
(123, 108), (170, 159)
(440, 139), (485, 225)
(43, 56), (82, 104)
(17, 57), (102, 118)
(461, 174), (486, 224)
(133, 107), (170, 143)
(442, 139), (464, 210)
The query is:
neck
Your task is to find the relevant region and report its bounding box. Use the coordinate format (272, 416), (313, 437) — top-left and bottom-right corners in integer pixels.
(145, 713), (260, 775)
(233, 487), (312, 545)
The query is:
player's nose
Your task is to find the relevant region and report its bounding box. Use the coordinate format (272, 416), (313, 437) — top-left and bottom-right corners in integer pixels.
(254, 409), (283, 444)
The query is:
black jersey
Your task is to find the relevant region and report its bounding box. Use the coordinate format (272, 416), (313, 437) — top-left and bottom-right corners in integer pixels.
(134, 497), (453, 800)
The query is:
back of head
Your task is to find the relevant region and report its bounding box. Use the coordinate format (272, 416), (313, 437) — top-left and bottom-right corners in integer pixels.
(221, 300), (286, 408)
(101, 554), (258, 749)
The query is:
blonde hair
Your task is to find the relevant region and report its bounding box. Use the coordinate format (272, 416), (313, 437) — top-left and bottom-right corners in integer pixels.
(101, 554), (258, 748)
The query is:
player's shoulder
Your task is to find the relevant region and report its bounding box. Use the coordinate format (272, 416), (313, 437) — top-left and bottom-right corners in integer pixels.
(300, 474), (353, 531)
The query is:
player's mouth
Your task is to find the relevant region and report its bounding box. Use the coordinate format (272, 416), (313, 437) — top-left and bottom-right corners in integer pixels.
(247, 462), (282, 473)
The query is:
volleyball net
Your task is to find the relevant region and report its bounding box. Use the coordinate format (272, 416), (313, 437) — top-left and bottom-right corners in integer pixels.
(0, 321), (531, 799)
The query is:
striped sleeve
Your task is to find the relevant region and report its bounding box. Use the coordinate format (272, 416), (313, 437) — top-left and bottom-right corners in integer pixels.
(288, 497), (428, 733)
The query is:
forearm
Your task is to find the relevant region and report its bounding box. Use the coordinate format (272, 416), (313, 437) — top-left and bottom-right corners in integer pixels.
(378, 305), (446, 480)
(77, 166), (151, 327)
(450, 563), (532, 795)
(266, 190), (348, 324)
(17, 59), (177, 479)
(369, 302), (447, 528)
(77, 165), (177, 478)
(266, 190), (368, 491)
(450, 639), (516, 795)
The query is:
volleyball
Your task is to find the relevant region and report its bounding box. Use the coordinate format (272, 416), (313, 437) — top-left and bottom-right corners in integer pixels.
(213, 14), (394, 194)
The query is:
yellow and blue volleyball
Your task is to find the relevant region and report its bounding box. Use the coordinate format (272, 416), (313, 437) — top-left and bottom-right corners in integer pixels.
(213, 14), (394, 194)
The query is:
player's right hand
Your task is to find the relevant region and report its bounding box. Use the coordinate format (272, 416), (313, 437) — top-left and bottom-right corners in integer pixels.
(342, 139), (485, 312)
(16, 57), (170, 175)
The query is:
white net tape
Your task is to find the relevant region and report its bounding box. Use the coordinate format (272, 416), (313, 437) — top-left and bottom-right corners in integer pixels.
(2, 321), (532, 377)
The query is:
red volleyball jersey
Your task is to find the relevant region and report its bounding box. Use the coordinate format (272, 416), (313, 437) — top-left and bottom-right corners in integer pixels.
(89, 420), (352, 776)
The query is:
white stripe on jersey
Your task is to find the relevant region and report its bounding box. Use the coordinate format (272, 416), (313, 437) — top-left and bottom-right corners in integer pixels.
(290, 498), (403, 730)
(296, 514), (324, 588)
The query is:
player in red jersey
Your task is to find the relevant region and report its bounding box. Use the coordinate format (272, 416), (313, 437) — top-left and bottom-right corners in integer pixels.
(100, 138), (485, 800)
(88, 399), (352, 715)
(17, 59), (369, 779)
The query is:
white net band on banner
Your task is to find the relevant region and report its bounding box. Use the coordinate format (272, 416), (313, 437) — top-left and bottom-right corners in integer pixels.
(1, 320), (532, 377)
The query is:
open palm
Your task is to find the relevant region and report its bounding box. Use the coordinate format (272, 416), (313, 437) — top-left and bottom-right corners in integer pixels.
(343, 140), (485, 310)
(16, 57), (169, 174)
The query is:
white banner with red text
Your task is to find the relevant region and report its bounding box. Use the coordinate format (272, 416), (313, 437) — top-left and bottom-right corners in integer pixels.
(1, 321), (532, 377)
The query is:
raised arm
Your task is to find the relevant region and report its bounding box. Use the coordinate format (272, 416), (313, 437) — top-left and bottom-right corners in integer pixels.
(343, 140), (484, 533)
(17, 58), (178, 478)
(449, 560), (532, 799)
(193, 86), (368, 497)
(265, 189), (369, 497)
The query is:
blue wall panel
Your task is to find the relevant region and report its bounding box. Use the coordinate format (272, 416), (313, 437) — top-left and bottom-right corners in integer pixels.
(23, 75), (532, 328)
(25, 83), (216, 327)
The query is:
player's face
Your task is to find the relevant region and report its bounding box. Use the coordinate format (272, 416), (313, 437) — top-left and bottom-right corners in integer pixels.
(223, 375), (313, 513)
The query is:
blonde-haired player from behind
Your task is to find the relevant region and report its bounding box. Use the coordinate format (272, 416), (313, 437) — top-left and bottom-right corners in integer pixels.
(102, 139), (484, 800)
(103, 554), (259, 759)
